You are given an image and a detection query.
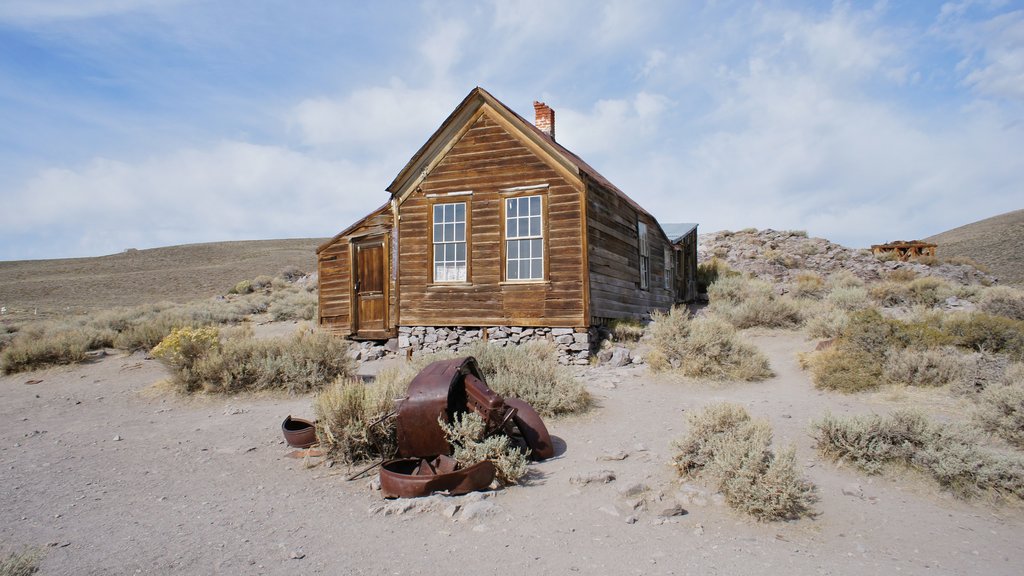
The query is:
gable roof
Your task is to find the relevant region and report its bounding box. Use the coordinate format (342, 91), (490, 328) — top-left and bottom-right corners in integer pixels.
(661, 223), (699, 244)
(316, 201), (391, 254)
(386, 87), (671, 241)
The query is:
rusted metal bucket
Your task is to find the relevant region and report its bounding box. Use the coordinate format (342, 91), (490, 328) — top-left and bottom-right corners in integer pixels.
(379, 457), (496, 498)
(281, 415), (317, 448)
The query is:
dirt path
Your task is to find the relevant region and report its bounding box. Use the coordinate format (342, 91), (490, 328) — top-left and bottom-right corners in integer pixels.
(2, 329), (1022, 575)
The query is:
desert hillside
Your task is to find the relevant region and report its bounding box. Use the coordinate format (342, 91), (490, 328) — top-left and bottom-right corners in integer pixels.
(0, 238), (326, 317)
(926, 209), (1024, 287)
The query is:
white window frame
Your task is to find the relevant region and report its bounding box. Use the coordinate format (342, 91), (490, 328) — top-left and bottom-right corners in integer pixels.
(638, 221), (650, 290)
(505, 195), (544, 282)
(432, 201), (467, 283)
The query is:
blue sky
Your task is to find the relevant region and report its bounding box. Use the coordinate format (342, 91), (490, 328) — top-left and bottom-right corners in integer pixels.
(0, 0), (1021, 260)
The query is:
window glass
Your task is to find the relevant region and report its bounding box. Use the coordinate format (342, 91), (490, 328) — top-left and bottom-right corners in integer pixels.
(505, 195), (544, 281)
(432, 202), (467, 282)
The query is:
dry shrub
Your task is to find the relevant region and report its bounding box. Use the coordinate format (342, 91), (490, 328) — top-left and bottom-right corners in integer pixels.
(608, 319), (645, 342)
(973, 378), (1024, 448)
(869, 281), (912, 307)
(875, 250), (899, 263)
(458, 341), (589, 417)
(230, 279), (254, 294)
(152, 328), (353, 394)
(648, 307), (772, 381)
(812, 410), (1024, 499)
(790, 273), (826, 299)
(978, 286), (1024, 321)
(914, 255), (939, 266)
(804, 305), (848, 339)
(762, 248), (797, 268)
(807, 346), (883, 393)
(708, 276), (802, 329)
(828, 270), (865, 289)
(696, 257), (738, 292)
(672, 403), (815, 521)
(943, 313), (1024, 359)
(828, 285), (870, 312)
(886, 269), (918, 283)
(1, 324), (114, 374)
(907, 277), (954, 306)
(0, 548), (42, 576)
(440, 411), (528, 485)
(314, 375), (404, 464)
(883, 347), (970, 387)
(268, 288), (317, 321)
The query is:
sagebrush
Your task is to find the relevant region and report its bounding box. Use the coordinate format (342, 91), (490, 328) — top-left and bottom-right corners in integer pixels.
(672, 403), (815, 521)
(313, 373), (404, 464)
(441, 411), (529, 485)
(151, 327), (353, 394)
(647, 307), (772, 381)
(812, 409), (1024, 499)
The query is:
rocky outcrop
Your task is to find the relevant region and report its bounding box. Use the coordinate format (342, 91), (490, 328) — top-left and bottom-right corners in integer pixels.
(698, 228), (996, 286)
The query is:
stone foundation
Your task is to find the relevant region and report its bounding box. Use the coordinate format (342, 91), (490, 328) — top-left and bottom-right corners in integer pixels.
(349, 326), (593, 365)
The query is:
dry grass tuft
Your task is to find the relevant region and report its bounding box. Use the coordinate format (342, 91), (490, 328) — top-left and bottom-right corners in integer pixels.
(608, 319), (645, 342)
(0, 548), (42, 576)
(440, 411), (528, 485)
(707, 275), (802, 329)
(313, 375), (404, 464)
(883, 347), (971, 388)
(973, 376), (1024, 449)
(789, 273), (826, 299)
(978, 286), (1024, 321)
(648, 307), (772, 381)
(696, 257), (738, 293)
(454, 341), (589, 417)
(812, 410), (1024, 499)
(672, 403), (816, 521)
(152, 327), (353, 394)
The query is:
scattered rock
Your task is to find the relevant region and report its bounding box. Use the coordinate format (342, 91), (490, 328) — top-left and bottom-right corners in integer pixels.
(617, 482), (648, 497)
(569, 470), (616, 485)
(460, 500), (498, 521)
(112, 435), (122, 442)
(625, 516), (638, 525)
(289, 551), (305, 560)
(693, 524), (705, 536)
(598, 449), (628, 461)
(658, 504), (688, 518)
(842, 483), (865, 499)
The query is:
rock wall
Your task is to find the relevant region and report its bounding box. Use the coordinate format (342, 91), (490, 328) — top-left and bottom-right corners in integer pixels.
(349, 326), (593, 365)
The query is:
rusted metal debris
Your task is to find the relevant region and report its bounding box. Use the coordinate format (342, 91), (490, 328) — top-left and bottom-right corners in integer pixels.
(383, 356), (553, 498)
(281, 415), (317, 448)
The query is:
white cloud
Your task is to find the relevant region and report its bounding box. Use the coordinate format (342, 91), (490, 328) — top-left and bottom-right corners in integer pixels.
(288, 81), (459, 155)
(556, 92), (672, 156)
(1, 141), (392, 258)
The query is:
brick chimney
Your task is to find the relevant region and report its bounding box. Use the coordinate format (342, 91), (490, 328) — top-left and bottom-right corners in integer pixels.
(534, 101), (555, 140)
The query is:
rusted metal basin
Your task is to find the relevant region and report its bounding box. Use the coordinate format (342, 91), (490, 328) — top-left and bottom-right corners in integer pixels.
(281, 415), (317, 448)
(379, 457), (496, 498)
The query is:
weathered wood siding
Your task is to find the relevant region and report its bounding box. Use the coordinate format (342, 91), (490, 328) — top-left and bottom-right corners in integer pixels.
(676, 228), (698, 302)
(397, 112), (587, 327)
(586, 182), (675, 322)
(317, 208), (392, 336)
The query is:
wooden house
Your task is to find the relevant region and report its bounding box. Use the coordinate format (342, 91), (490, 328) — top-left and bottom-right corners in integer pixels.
(317, 87), (696, 341)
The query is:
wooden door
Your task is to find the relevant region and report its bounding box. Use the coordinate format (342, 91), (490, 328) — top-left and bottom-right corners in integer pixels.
(353, 236), (387, 337)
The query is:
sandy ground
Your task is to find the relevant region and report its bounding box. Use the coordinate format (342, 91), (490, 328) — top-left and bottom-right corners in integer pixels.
(2, 327), (1023, 575)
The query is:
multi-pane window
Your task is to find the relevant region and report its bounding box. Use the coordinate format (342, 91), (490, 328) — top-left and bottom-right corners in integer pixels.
(506, 195), (543, 281)
(664, 246), (674, 291)
(433, 202), (466, 282)
(638, 221), (650, 290)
